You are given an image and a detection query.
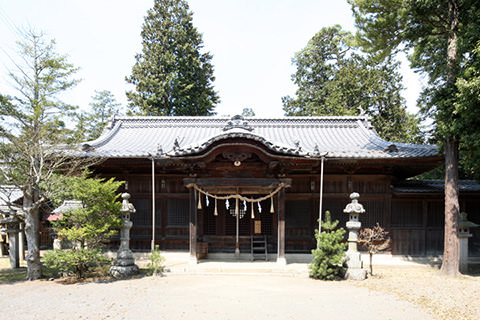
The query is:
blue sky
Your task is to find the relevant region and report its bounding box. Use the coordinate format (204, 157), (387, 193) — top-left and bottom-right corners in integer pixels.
(0, 0), (422, 117)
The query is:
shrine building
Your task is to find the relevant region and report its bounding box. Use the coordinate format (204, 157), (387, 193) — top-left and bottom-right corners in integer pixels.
(80, 115), (480, 263)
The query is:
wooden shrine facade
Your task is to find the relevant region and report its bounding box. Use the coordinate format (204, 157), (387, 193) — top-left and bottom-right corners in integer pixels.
(81, 116), (480, 261)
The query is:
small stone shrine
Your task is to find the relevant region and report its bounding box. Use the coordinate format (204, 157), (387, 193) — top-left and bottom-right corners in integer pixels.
(110, 193), (139, 278)
(343, 192), (367, 280)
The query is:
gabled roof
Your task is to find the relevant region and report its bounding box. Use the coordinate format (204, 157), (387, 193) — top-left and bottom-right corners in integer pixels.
(80, 115), (438, 160)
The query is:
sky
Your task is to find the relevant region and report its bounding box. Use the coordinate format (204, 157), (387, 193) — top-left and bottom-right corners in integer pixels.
(0, 0), (423, 118)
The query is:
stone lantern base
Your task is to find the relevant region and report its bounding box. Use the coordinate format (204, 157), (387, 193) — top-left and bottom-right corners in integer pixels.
(345, 251), (367, 280)
(109, 250), (139, 278)
(109, 265), (139, 278)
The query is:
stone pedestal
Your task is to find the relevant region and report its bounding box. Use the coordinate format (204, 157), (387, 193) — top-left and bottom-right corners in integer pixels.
(459, 232), (471, 274)
(110, 193), (139, 278)
(343, 193), (367, 280)
(6, 227), (20, 269)
(0, 215), (21, 269)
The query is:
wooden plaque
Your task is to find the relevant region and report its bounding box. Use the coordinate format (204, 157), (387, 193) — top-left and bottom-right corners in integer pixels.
(254, 220), (262, 234)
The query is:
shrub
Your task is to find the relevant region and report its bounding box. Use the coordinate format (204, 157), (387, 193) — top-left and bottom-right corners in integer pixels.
(43, 249), (111, 279)
(148, 245), (166, 276)
(358, 223), (391, 276)
(309, 211), (346, 280)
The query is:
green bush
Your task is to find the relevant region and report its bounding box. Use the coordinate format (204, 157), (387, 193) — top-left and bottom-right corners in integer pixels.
(147, 245), (166, 276)
(43, 249), (111, 279)
(309, 211), (346, 280)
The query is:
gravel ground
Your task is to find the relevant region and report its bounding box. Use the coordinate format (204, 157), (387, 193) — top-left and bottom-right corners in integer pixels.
(352, 265), (480, 320)
(0, 274), (434, 320)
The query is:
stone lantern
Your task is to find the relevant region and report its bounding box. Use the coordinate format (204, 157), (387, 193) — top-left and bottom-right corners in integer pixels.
(459, 212), (479, 274)
(343, 192), (367, 280)
(109, 193), (139, 278)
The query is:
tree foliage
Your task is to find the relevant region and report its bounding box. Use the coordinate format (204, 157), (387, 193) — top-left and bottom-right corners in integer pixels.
(43, 248), (110, 279)
(282, 25), (423, 143)
(309, 211), (346, 280)
(79, 90), (120, 141)
(349, 0), (480, 277)
(51, 172), (124, 249)
(76, 90), (121, 141)
(43, 172), (123, 279)
(0, 30), (90, 280)
(126, 0), (219, 116)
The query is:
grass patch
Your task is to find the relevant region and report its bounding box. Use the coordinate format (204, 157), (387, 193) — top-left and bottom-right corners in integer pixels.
(0, 257), (27, 283)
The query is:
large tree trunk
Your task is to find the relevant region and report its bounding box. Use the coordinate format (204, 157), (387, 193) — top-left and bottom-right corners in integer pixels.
(439, 0), (460, 278)
(23, 189), (42, 280)
(439, 137), (460, 277)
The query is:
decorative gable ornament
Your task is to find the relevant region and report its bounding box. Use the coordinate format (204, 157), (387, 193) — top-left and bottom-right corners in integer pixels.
(223, 115), (254, 132)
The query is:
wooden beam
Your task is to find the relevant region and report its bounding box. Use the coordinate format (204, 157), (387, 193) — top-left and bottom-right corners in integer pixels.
(189, 187), (197, 264)
(184, 177), (291, 188)
(277, 188), (286, 265)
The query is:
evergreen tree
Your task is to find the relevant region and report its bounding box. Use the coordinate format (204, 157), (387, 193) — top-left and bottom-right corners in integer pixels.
(44, 172), (124, 279)
(309, 211), (346, 280)
(126, 0), (219, 116)
(349, 0), (480, 277)
(283, 25), (423, 144)
(76, 90), (121, 141)
(0, 30), (88, 280)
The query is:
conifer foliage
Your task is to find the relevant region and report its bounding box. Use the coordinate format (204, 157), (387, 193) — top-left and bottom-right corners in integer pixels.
(309, 211), (346, 280)
(126, 0), (219, 116)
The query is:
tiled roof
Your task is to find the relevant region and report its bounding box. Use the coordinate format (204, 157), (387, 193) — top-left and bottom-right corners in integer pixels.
(46, 200), (83, 221)
(79, 115), (439, 159)
(0, 185), (23, 213)
(393, 180), (480, 193)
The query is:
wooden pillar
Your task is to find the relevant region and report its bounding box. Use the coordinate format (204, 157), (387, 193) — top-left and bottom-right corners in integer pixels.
(277, 188), (286, 265)
(189, 188), (198, 264)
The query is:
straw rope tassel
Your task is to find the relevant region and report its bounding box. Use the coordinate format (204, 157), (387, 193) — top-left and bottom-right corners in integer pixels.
(235, 198), (239, 216)
(197, 191), (202, 209)
(270, 196), (274, 213)
(251, 202), (255, 219)
(214, 198), (218, 216)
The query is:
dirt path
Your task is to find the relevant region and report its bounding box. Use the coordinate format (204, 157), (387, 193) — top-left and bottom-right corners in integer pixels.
(0, 274), (433, 320)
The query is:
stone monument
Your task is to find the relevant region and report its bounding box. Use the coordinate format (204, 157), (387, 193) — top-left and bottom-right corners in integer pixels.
(343, 192), (367, 280)
(110, 193), (139, 278)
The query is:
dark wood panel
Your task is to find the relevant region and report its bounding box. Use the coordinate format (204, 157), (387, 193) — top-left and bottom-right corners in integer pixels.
(391, 229), (425, 255)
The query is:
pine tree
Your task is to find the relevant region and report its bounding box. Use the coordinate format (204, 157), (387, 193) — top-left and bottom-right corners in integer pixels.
(126, 0), (219, 116)
(309, 211), (346, 280)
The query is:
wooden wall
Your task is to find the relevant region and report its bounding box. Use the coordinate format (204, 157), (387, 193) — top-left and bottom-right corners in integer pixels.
(104, 171), (480, 257)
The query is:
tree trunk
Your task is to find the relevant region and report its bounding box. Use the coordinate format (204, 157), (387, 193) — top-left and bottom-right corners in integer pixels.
(24, 191), (42, 280)
(439, 136), (460, 277)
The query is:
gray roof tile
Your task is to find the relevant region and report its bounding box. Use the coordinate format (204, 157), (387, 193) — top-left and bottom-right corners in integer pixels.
(80, 115), (439, 159)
